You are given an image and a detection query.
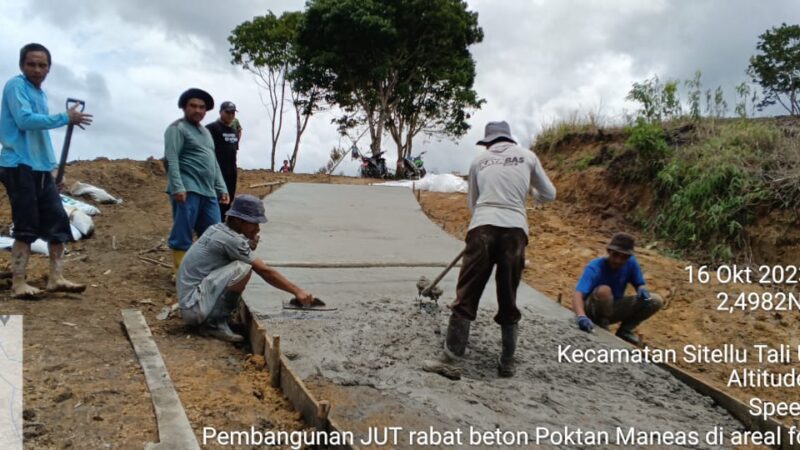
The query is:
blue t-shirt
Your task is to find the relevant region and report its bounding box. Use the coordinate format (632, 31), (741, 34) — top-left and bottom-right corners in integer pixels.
(575, 256), (646, 300)
(0, 75), (69, 171)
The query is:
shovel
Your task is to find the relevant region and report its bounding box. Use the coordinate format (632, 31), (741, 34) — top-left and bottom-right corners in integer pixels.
(55, 98), (85, 186)
(417, 248), (465, 301)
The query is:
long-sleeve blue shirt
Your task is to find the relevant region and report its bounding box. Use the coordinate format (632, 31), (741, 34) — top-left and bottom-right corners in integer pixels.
(0, 75), (69, 171)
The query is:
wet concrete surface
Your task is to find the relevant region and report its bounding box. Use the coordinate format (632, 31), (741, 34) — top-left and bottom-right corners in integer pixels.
(244, 183), (742, 449)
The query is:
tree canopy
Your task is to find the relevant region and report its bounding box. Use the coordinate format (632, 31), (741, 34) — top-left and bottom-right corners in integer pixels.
(229, 11), (320, 170)
(748, 23), (800, 115)
(295, 0), (483, 162)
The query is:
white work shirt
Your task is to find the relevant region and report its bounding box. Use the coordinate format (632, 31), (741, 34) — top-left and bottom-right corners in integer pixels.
(467, 141), (556, 234)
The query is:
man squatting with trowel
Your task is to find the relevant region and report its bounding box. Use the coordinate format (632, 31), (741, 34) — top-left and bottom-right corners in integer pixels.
(0, 43), (93, 298)
(177, 194), (315, 342)
(164, 88), (229, 273)
(444, 121), (556, 377)
(572, 232), (663, 345)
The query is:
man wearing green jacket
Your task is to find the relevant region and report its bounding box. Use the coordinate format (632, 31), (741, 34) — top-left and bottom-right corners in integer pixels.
(164, 88), (229, 272)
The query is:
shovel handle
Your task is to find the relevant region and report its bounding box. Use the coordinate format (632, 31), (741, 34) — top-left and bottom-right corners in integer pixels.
(56, 99), (86, 186)
(422, 248), (465, 297)
(66, 98), (85, 112)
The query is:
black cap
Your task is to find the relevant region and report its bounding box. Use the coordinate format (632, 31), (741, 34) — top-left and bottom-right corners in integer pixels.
(178, 88), (214, 110)
(220, 101), (237, 112)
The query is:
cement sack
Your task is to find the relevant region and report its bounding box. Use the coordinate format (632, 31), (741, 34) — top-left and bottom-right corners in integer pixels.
(374, 173), (467, 194)
(64, 205), (94, 238)
(61, 195), (101, 216)
(70, 181), (122, 204)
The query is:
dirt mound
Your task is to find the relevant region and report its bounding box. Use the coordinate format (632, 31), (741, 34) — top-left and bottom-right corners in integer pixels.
(535, 123), (799, 266)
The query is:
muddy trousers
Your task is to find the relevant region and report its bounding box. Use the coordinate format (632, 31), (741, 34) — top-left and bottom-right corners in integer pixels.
(585, 291), (664, 330)
(450, 225), (528, 325)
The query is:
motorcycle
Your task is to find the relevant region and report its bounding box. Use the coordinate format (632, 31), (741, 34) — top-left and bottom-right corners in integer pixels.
(353, 148), (390, 179)
(401, 151), (427, 179)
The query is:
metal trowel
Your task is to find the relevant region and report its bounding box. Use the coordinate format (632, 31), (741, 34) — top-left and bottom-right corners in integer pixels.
(282, 297), (338, 311)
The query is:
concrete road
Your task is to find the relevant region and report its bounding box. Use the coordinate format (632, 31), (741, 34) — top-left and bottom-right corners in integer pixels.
(244, 183), (741, 449)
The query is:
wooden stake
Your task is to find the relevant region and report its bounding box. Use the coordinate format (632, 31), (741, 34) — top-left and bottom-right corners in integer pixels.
(270, 335), (281, 388)
(316, 400), (331, 431)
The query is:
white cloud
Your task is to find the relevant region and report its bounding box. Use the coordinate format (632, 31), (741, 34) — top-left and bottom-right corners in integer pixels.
(0, 0), (797, 175)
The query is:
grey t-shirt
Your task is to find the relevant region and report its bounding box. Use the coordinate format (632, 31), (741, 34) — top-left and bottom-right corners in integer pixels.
(467, 141), (556, 234)
(177, 223), (255, 308)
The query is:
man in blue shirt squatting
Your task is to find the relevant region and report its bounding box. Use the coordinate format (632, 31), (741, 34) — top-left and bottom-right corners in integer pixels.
(0, 43), (93, 299)
(164, 88), (230, 273)
(572, 232), (663, 345)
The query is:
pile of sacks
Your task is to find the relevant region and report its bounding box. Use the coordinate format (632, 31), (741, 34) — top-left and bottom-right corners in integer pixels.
(0, 181), (122, 255)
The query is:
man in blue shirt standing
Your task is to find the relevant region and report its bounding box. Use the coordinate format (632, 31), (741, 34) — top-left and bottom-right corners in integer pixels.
(0, 43), (93, 299)
(572, 232), (663, 345)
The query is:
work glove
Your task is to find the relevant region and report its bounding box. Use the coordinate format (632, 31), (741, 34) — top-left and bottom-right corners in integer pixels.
(637, 287), (651, 303)
(576, 315), (594, 333)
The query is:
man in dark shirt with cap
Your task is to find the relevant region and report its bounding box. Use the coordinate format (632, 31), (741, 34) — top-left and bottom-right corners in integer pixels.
(206, 101), (241, 217)
(178, 194), (314, 342)
(572, 232), (663, 345)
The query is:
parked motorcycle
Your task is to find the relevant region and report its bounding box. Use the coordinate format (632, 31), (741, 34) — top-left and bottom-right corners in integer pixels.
(354, 148), (390, 179)
(401, 151), (427, 179)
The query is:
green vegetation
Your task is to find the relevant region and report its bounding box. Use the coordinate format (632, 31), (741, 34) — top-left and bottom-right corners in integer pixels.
(748, 23), (800, 115)
(230, 0), (485, 172)
(534, 68), (799, 262)
(297, 0), (484, 168)
(615, 118), (671, 182)
(536, 111), (604, 153)
(653, 121), (779, 260)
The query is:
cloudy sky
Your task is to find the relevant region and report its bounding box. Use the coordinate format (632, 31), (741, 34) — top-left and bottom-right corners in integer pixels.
(1, 0), (797, 176)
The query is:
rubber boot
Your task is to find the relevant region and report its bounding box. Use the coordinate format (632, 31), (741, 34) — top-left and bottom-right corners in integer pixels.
(172, 250), (186, 274)
(497, 323), (518, 378)
(443, 315), (470, 360)
(616, 327), (641, 346)
(10, 241), (42, 299)
(200, 291), (244, 343)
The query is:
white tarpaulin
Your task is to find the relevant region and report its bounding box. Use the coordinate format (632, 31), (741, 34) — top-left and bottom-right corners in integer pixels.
(373, 173), (467, 193)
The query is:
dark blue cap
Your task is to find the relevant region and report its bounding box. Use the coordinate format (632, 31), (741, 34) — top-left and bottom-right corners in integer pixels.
(225, 194), (267, 223)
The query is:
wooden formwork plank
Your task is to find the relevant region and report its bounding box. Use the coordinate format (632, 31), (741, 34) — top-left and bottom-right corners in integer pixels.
(659, 363), (797, 450)
(241, 302), (358, 449)
(121, 309), (201, 450)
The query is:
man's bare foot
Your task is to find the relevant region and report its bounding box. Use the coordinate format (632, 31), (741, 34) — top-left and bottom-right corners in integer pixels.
(46, 278), (86, 293)
(11, 282), (44, 299)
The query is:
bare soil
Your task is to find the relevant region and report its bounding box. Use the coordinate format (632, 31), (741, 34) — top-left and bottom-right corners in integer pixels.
(0, 159), (370, 448)
(1, 154), (795, 447)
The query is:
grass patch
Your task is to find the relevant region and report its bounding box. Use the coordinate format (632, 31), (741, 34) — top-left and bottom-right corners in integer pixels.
(535, 110), (608, 152)
(542, 116), (799, 262)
